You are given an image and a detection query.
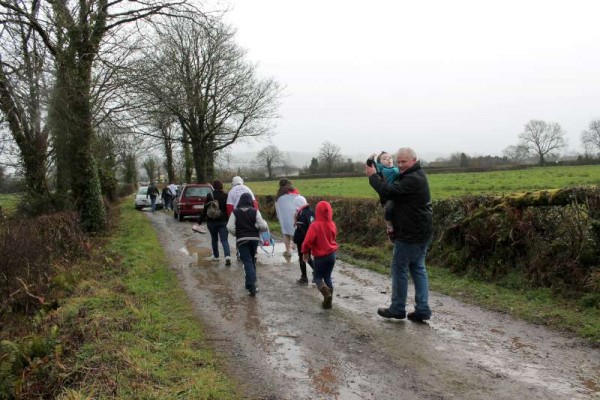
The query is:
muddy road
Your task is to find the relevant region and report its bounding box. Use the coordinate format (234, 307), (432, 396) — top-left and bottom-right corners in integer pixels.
(146, 210), (599, 400)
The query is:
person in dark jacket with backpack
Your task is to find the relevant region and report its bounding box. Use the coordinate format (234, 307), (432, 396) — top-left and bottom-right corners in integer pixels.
(146, 182), (160, 212)
(293, 196), (314, 285)
(227, 192), (268, 296)
(365, 147), (433, 322)
(198, 180), (231, 265)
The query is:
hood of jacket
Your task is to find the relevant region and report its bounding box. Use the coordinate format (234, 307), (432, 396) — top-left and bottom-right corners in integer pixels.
(315, 200), (333, 222)
(294, 195), (307, 210)
(237, 192), (254, 208)
(232, 176), (244, 186)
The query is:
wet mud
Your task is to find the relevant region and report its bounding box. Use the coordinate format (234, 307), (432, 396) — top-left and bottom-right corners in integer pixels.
(148, 211), (600, 400)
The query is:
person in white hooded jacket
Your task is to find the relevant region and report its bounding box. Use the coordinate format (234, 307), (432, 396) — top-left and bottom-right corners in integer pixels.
(226, 176), (259, 216)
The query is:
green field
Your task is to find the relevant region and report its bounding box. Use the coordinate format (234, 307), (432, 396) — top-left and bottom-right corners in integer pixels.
(245, 165), (600, 199)
(0, 193), (20, 215)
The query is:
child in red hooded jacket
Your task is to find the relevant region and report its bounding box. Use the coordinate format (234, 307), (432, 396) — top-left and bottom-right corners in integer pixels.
(301, 201), (338, 309)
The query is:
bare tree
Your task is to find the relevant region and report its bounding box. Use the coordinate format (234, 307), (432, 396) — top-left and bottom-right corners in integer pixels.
(318, 140), (341, 176)
(128, 18), (281, 183)
(0, 0), (199, 231)
(256, 145), (283, 178)
(581, 118), (600, 158)
(0, 8), (51, 197)
(122, 153), (137, 185)
(142, 158), (158, 183)
(502, 144), (530, 163)
(518, 120), (567, 166)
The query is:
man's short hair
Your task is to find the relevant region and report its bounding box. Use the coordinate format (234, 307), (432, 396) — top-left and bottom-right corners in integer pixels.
(396, 147), (417, 160)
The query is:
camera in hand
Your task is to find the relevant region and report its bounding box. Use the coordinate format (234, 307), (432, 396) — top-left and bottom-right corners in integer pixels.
(366, 158), (375, 167)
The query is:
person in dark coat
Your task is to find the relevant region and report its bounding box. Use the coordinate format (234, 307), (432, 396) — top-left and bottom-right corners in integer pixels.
(293, 196), (314, 285)
(198, 180), (231, 265)
(365, 147), (433, 322)
(146, 182), (160, 212)
(161, 186), (171, 212)
(227, 192), (268, 296)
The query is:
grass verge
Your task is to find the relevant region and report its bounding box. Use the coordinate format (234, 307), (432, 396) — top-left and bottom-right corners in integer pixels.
(339, 243), (600, 344)
(53, 201), (239, 399)
(0, 193), (20, 216)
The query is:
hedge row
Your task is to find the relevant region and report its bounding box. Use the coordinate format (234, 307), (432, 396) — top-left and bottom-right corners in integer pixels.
(0, 212), (91, 316)
(257, 186), (600, 298)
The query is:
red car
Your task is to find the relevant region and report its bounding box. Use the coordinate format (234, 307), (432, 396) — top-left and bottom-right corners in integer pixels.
(173, 183), (213, 222)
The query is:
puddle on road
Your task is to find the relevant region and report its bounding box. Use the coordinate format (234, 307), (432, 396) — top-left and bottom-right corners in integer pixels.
(182, 241), (371, 398)
(161, 217), (600, 400)
(183, 239), (217, 264)
(267, 333), (371, 399)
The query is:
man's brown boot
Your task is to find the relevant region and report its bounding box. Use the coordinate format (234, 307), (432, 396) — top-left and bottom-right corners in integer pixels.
(318, 284), (333, 309)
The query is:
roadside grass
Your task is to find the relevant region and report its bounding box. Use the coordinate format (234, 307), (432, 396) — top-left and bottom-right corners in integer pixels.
(246, 164), (600, 199)
(339, 244), (600, 344)
(0, 193), (20, 215)
(55, 201), (239, 399)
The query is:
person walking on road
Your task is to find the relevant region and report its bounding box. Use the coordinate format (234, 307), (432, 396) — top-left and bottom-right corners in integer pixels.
(275, 178), (300, 258)
(198, 181), (232, 265)
(161, 186), (171, 212)
(365, 147), (433, 322)
(167, 181), (178, 211)
(226, 176), (259, 215)
(227, 192), (268, 296)
(293, 196), (314, 285)
(146, 182), (160, 212)
(301, 201), (338, 309)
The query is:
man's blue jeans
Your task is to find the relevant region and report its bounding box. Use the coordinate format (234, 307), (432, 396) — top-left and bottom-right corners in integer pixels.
(149, 196), (157, 212)
(238, 241), (258, 292)
(207, 221), (231, 258)
(388, 240), (431, 318)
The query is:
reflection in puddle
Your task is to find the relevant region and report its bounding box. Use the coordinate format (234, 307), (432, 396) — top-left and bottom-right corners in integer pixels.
(273, 335), (307, 380)
(476, 354), (581, 397)
(434, 326), (463, 339)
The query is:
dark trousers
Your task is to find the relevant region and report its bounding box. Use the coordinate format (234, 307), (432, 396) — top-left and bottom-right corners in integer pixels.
(207, 221), (230, 258)
(238, 241), (258, 292)
(149, 195), (157, 212)
(296, 241), (313, 279)
(313, 252), (336, 289)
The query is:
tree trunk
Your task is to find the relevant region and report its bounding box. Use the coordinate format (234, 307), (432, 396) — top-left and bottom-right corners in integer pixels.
(206, 152), (215, 182)
(163, 135), (175, 183)
(58, 50), (106, 232)
(0, 65), (48, 196)
(49, 71), (71, 194)
(182, 131), (193, 183)
(19, 145), (47, 195)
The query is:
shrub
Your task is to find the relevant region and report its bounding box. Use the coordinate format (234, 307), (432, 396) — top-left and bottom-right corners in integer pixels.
(0, 212), (90, 316)
(117, 183), (136, 198)
(259, 186), (600, 299)
(428, 187), (600, 299)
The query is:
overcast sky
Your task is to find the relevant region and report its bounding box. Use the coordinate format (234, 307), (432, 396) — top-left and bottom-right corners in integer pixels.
(222, 0), (600, 160)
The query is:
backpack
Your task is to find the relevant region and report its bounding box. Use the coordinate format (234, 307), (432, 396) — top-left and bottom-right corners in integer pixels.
(293, 207), (314, 244)
(206, 200), (223, 219)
